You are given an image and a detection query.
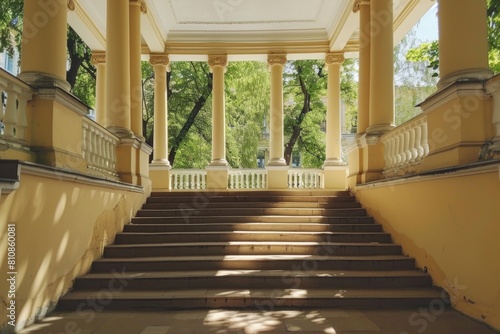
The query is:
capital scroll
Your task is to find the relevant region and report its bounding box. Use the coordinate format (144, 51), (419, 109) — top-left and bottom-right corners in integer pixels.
(267, 54), (287, 66)
(208, 55), (228, 69)
(91, 52), (106, 65)
(68, 0), (75, 11)
(325, 53), (345, 65)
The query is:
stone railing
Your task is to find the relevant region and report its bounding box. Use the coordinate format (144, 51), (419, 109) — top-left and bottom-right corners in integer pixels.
(82, 117), (119, 179)
(381, 115), (429, 176)
(170, 169), (207, 190)
(288, 169), (323, 189)
(0, 69), (33, 146)
(228, 169), (267, 189)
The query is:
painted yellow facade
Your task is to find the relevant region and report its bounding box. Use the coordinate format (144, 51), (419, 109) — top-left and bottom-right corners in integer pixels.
(0, 0), (499, 332)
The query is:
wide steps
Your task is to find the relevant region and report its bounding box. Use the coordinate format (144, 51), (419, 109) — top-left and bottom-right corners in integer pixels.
(91, 255), (417, 272)
(123, 223), (384, 233)
(58, 288), (446, 310)
(59, 190), (444, 311)
(115, 231), (392, 244)
(74, 270), (431, 290)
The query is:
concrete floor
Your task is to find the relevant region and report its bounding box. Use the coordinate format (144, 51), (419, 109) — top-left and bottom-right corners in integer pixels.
(18, 308), (499, 334)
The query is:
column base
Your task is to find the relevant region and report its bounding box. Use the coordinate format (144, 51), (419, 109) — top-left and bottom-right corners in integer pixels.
(206, 165), (229, 190)
(438, 68), (493, 89)
(108, 126), (135, 139)
(18, 71), (71, 92)
(323, 165), (347, 190)
(209, 159), (229, 167)
(149, 164), (171, 191)
(366, 123), (395, 136)
(266, 165), (289, 189)
(267, 158), (287, 167)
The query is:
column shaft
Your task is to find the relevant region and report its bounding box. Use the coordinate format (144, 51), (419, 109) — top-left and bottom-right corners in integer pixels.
(208, 55), (228, 166)
(106, 0), (132, 137)
(324, 53), (345, 166)
(150, 55), (170, 166)
(357, 0), (370, 134)
(92, 53), (107, 127)
(438, 0), (492, 87)
(19, 0), (70, 90)
(130, 1), (143, 139)
(267, 54), (287, 166)
(367, 0), (394, 134)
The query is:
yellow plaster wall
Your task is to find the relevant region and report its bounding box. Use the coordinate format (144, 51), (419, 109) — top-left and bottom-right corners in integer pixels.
(354, 167), (500, 330)
(0, 171), (148, 332)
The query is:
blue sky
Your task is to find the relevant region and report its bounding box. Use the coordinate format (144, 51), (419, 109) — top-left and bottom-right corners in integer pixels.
(414, 3), (439, 42)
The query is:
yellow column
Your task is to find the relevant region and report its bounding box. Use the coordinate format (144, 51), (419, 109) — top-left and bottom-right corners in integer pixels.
(91, 52), (106, 127)
(266, 54), (289, 189)
(106, 0), (132, 138)
(324, 53), (347, 190)
(438, 0), (492, 88)
(324, 53), (345, 166)
(130, 0), (145, 139)
(206, 55), (229, 190)
(367, 0), (395, 134)
(356, 0), (371, 134)
(19, 0), (70, 91)
(208, 55), (229, 167)
(267, 54), (287, 166)
(150, 55), (170, 166)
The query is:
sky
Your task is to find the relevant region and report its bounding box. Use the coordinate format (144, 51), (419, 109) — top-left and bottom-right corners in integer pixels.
(414, 3), (439, 42)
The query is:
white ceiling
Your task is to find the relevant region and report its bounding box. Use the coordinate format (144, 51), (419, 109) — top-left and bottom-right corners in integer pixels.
(68, 0), (435, 60)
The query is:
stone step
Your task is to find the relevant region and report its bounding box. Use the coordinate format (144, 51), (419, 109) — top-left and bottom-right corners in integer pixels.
(135, 208), (368, 218)
(103, 242), (402, 258)
(115, 231), (392, 244)
(58, 288), (447, 310)
(142, 201), (362, 210)
(123, 223), (384, 233)
(147, 195), (357, 204)
(74, 270), (432, 290)
(91, 255), (417, 273)
(150, 190), (351, 198)
(131, 216), (375, 225)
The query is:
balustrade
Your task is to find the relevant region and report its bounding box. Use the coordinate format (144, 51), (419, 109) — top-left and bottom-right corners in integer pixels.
(0, 69), (33, 145)
(288, 169), (323, 189)
(82, 118), (119, 178)
(170, 169), (207, 190)
(382, 116), (429, 173)
(228, 169), (267, 189)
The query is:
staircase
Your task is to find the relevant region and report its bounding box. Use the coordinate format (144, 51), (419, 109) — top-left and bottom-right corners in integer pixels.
(58, 190), (446, 311)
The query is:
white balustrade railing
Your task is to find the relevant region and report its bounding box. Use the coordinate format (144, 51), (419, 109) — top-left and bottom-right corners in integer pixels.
(382, 116), (429, 171)
(82, 118), (119, 178)
(229, 169), (267, 189)
(0, 69), (33, 144)
(170, 169), (207, 190)
(288, 169), (323, 189)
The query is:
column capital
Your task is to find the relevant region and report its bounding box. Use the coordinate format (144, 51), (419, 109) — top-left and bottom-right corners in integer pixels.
(267, 54), (287, 66)
(353, 0), (369, 13)
(150, 54), (170, 65)
(325, 53), (345, 65)
(68, 0), (76, 11)
(91, 52), (106, 65)
(208, 55), (228, 70)
(130, 0), (147, 13)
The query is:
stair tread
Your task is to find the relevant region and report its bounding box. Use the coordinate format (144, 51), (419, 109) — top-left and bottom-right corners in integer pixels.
(80, 269), (429, 279)
(106, 241), (399, 248)
(118, 231), (389, 236)
(61, 287), (443, 300)
(94, 254), (412, 262)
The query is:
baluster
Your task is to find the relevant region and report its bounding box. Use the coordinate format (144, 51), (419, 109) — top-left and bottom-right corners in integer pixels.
(415, 124), (424, 161)
(409, 127), (418, 163)
(3, 89), (18, 138)
(16, 94), (30, 141)
(403, 130), (411, 165)
(421, 122), (430, 158)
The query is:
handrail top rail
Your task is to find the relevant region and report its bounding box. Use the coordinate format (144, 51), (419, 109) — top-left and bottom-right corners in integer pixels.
(82, 116), (120, 142)
(0, 68), (33, 92)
